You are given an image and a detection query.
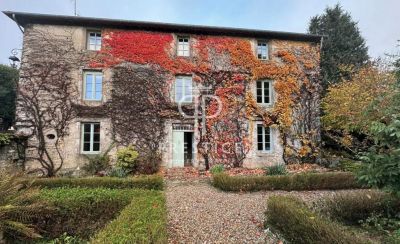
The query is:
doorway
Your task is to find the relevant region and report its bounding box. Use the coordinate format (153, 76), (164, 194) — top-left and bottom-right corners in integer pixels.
(172, 124), (194, 167)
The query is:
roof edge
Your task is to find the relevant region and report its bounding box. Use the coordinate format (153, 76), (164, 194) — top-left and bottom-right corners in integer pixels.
(3, 11), (322, 43)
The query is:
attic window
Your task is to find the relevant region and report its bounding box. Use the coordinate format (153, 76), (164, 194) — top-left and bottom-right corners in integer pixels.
(87, 31), (102, 51)
(177, 36), (190, 57)
(257, 41), (269, 60)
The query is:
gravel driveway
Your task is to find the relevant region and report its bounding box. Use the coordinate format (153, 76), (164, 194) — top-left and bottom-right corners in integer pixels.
(166, 180), (357, 243)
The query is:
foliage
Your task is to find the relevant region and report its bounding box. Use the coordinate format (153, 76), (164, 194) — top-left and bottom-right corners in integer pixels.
(26, 175), (164, 190)
(322, 62), (397, 134)
(82, 155), (110, 175)
(265, 195), (365, 244)
(357, 118), (400, 195)
(0, 64), (18, 129)
(17, 28), (84, 177)
(209, 164), (225, 175)
(37, 187), (141, 238)
(0, 171), (53, 241)
(0, 133), (12, 146)
(91, 190), (167, 244)
(116, 145), (139, 173)
(135, 151), (162, 175)
(308, 4), (369, 88)
(317, 190), (399, 224)
(264, 164), (287, 175)
(48, 232), (84, 244)
(107, 167), (129, 178)
(212, 172), (360, 192)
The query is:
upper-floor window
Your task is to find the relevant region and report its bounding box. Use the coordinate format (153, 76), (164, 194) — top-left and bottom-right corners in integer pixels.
(87, 31), (102, 51)
(257, 41), (269, 60)
(84, 71), (102, 101)
(256, 80), (272, 105)
(81, 122), (100, 153)
(257, 124), (271, 152)
(177, 36), (190, 57)
(175, 76), (192, 103)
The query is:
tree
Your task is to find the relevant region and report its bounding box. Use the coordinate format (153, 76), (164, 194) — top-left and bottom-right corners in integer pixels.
(0, 64), (18, 130)
(17, 28), (82, 177)
(309, 4), (369, 88)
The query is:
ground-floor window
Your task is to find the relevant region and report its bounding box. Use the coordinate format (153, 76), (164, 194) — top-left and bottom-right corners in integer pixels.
(81, 122), (100, 153)
(257, 123), (271, 152)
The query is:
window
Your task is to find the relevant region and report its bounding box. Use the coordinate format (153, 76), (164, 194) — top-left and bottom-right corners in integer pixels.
(256, 80), (272, 104)
(87, 31), (102, 51)
(175, 76), (192, 103)
(257, 41), (269, 60)
(257, 124), (271, 152)
(177, 36), (190, 56)
(81, 123), (100, 153)
(84, 71), (102, 101)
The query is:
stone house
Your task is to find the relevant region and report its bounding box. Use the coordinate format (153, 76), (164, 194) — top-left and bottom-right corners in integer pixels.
(4, 11), (321, 173)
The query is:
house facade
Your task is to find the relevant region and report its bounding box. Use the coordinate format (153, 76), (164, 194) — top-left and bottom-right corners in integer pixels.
(5, 11), (322, 173)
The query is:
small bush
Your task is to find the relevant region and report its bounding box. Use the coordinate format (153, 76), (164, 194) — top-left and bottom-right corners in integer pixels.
(82, 154), (110, 175)
(108, 167), (129, 178)
(264, 164), (287, 175)
(116, 145), (139, 173)
(91, 190), (167, 243)
(212, 172), (361, 192)
(318, 190), (400, 224)
(210, 164), (224, 175)
(135, 152), (162, 175)
(266, 196), (365, 244)
(28, 175), (164, 190)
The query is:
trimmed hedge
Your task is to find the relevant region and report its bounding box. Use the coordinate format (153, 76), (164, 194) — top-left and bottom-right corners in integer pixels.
(36, 188), (144, 238)
(28, 175), (163, 190)
(91, 190), (167, 243)
(266, 196), (365, 244)
(318, 190), (400, 224)
(212, 172), (361, 192)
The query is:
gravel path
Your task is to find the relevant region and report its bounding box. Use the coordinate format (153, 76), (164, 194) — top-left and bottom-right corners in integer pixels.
(166, 180), (365, 243)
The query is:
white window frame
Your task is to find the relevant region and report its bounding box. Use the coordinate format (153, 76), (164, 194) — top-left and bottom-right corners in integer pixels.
(256, 122), (272, 153)
(177, 36), (190, 57)
(257, 40), (269, 60)
(256, 80), (273, 105)
(83, 71), (103, 101)
(174, 76), (193, 103)
(81, 122), (101, 154)
(87, 31), (102, 51)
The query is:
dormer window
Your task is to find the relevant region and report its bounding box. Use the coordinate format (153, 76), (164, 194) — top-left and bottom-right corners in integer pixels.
(87, 31), (102, 51)
(257, 41), (269, 60)
(177, 36), (190, 57)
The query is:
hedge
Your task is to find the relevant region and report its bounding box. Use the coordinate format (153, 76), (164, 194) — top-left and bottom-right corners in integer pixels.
(265, 196), (365, 244)
(27, 175), (163, 190)
(36, 188), (145, 238)
(212, 172), (361, 192)
(91, 190), (167, 243)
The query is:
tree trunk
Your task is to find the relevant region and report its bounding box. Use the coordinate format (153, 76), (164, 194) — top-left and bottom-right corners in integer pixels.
(0, 230), (5, 244)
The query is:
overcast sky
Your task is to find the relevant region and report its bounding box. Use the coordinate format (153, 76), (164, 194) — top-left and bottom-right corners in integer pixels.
(0, 0), (399, 64)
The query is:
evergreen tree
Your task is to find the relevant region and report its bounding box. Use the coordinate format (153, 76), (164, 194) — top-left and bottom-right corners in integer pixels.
(0, 64), (18, 130)
(309, 4), (369, 89)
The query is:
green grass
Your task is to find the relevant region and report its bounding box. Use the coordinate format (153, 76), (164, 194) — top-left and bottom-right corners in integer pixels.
(91, 190), (167, 243)
(212, 172), (361, 192)
(28, 175), (163, 190)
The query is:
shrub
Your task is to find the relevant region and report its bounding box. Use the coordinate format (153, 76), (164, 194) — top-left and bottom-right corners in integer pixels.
(212, 172), (361, 192)
(266, 196), (365, 244)
(108, 167), (129, 178)
(264, 164), (287, 175)
(317, 190), (400, 224)
(135, 152), (162, 175)
(91, 190), (167, 243)
(37, 188), (144, 239)
(48, 232), (85, 244)
(27, 175), (164, 190)
(210, 164), (224, 175)
(116, 146), (139, 173)
(0, 171), (53, 242)
(82, 154), (110, 175)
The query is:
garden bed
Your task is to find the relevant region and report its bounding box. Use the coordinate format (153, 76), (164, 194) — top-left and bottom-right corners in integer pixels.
(212, 172), (361, 192)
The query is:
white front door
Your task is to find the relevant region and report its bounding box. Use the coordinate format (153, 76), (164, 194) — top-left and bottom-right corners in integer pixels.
(172, 131), (185, 167)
